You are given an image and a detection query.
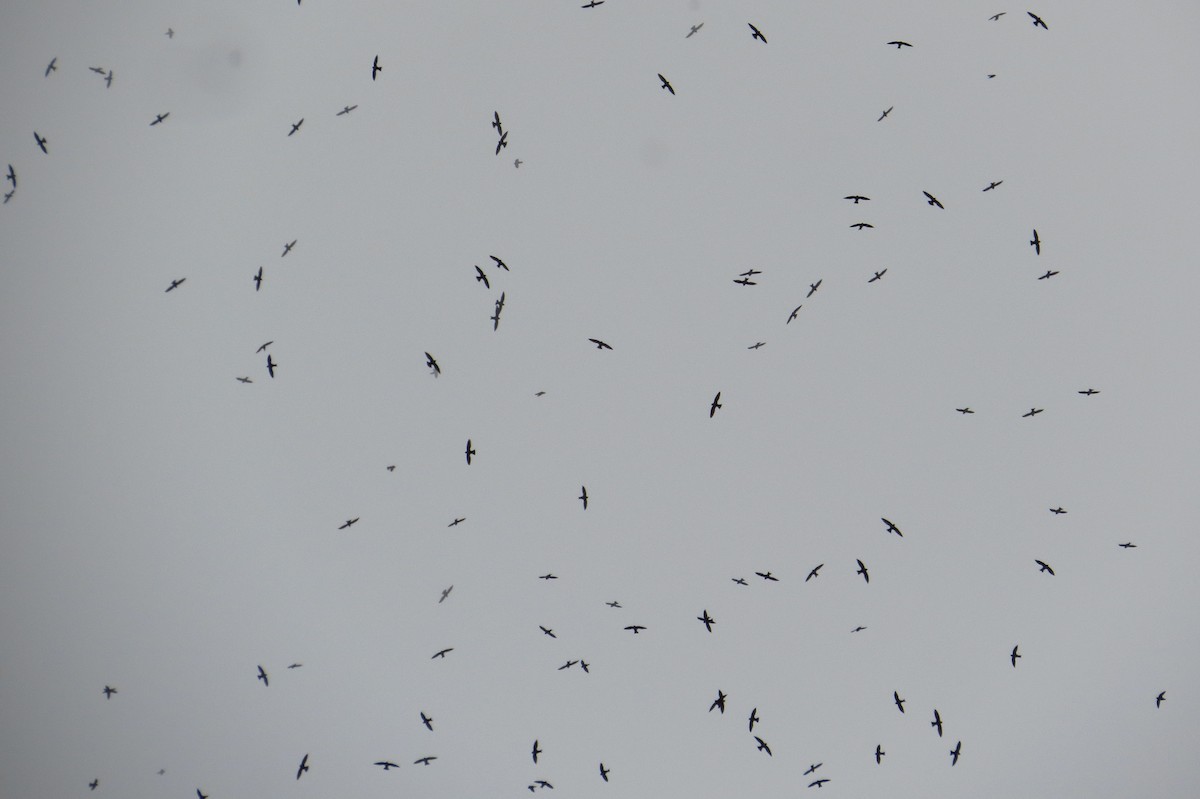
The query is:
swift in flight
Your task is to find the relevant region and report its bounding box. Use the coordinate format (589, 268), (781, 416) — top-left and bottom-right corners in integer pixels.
(983, 180), (1003, 191)
(989, 12), (1006, 20)
(588, 338), (613, 350)
(1156, 691), (1166, 707)
(257, 341), (273, 353)
(1118, 542), (1137, 549)
(844, 195), (869, 204)
(425, 352), (440, 376)
(856, 559), (869, 583)
(439, 585), (453, 602)
(731, 577), (748, 585)
(431, 647), (454, 658)
(282, 239), (297, 256)
(787, 305), (802, 323)
(950, 741), (962, 765)
(1011, 645), (1021, 667)
(624, 625), (646, 634)
(253, 266), (263, 291)
(266, 354), (278, 378)
(495, 130), (508, 155)
(490, 255), (508, 271)
(599, 763), (610, 781)
(808, 279), (823, 296)
(372, 55), (381, 80)
(875, 744), (885, 763)
(850, 222), (874, 229)
(658, 73), (675, 95)
(881, 518), (903, 536)
(336, 104), (358, 116)
(809, 779), (830, 788)
(34, 132), (48, 153)
(710, 392), (722, 417)
(103, 685), (117, 699)
(877, 106), (892, 121)
(532, 740), (542, 763)
(288, 118), (303, 136)
(1050, 507), (1066, 515)
(474, 264), (490, 288)
(710, 690), (727, 713)
(257, 665), (269, 686)
(887, 41), (912, 48)
(748, 23), (767, 43)
(150, 112), (169, 126)
(465, 439), (475, 464)
(1030, 229), (1041, 254)
(868, 270), (887, 283)
(338, 517), (359, 529)
(413, 756), (436, 765)
(755, 571), (778, 581)
(956, 407), (974, 414)
(1078, 388), (1099, 395)
(539, 625), (557, 638)
(754, 736), (772, 755)
(748, 707), (760, 732)
(1035, 559), (1055, 574)
(697, 610), (714, 632)
(165, 278), (186, 292)
(1022, 407), (1044, 417)
(1027, 11), (1048, 29)
(894, 691), (905, 712)
(579, 485), (588, 509)
(1038, 270), (1059, 280)
(236, 377), (252, 383)
(686, 23), (704, 38)
(922, 191), (944, 209)
(296, 754), (310, 780)
(805, 564), (823, 582)
(931, 709), (943, 737)
(45, 57), (57, 76)
(374, 761), (399, 770)
(421, 711), (434, 730)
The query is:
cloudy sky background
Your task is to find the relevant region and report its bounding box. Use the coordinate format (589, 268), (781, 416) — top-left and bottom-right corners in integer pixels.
(3, 1), (1199, 797)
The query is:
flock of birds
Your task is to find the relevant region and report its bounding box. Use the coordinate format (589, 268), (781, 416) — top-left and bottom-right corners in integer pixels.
(7, 4), (1176, 797)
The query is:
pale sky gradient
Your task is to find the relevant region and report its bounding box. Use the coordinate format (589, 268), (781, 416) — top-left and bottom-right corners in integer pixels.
(3, 2), (1200, 797)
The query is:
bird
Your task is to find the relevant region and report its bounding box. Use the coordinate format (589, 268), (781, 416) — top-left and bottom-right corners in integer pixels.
(491, 112), (504, 134)
(579, 486), (588, 509)
(45, 57), (57, 76)
(89, 780), (99, 790)
(956, 407), (974, 414)
(806, 564), (823, 582)
(149, 112), (170, 126)
(336, 104), (358, 116)
(804, 763), (823, 775)
(739, 268), (763, 277)
(253, 266), (263, 291)
(266, 354), (278, 378)
(1035, 559), (1055, 575)
(3, 190), (12, 204)
(491, 292), (505, 331)
(102, 70), (112, 88)
(103, 685), (117, 699)
(1119, 542), (1137, 549)
(850, 222), (874, 229)
(755, 571), (779, 581)
(581, 0), (604, 6)
(710, 690), (727, 713)
(287, 663), (302, 669)
(844, 195), (870, 204)
(599, 762), (610, 781)
(425, 352), (440, 376)
(495, 130), (508, 155)
(514, 159), (523, 168)
(579, 660), (590, 672)
(748, 22), (767, 43)
(732, 577), (748, 585)
(1011, 645), (1021, 667)
(894, 691), (906, 712)
(1050, 507), (1067, 515)
(931, 709), (943, 737)
(431, 648), (454, 658)
(539, 573), (558, 580)
(606, 600), (622, 607)
(787, 305), (802, 323)
(989, 12), (1006, 20)
(877, 106), (893, 121)
(374, 761), (399, 770)
(89, 66), (107, 74)
(1030, 229), (1041, 254)
(372, 55), (381, 80)
(808, 279), (823, 296)
(856, 559), (869, 583)
(983, 180), (1003, 191)
(710, 392), (722, 417)
(257, 341), (273, 353)
(851, 625), (867, 633)
(686, 23), (704, 38)
(165, 278), (186, 292)
(447, 517), (465, 529)
(887, 40), (913, 48)
(288, 119), (303, 136)
(588, 338), (613, 350)
(809, 779), (830, 788)
(733, 277), (757, 286)
(296, 754), (310, 780)
(473, 264), (490, 288)
(1156, 691), (1166, 707)
(922, 191), (944, 209)
(557, 660), (578, 670)
(413, 757), (436, 766)
(338, 517), (359, 530)
(1078, 388), (1100, 395)
(624, 625), (646, 634)
(236, 377), (252, 384)
(950, 741), (962, 765)
(875, 744), (885, 763)
(1028, 11), (1048, 29)
(539, 625), (557, 638)
(257, 665), (269, 686)
(465, 439), (475, 464)
(1038, 270), (1059, 280)
(1023, 407), (1044, 417)
(658, 73), (675, 95)
(881, 518), (903, 536)
(748, 342), (766, 350)
(33, 132), (48, 153)
(282, 239), (297, 257)
(420, 712), (433, 730)
(869, 269), (887, 283)
(166, 27), (174, 37)
(489, 255), (508, 271)
(748, 707), (760, 732)
(439, 585), (453, 602)
(754, 736), (772, 755)
(697, 610), (715, 632)
(532, 740), (542, 763)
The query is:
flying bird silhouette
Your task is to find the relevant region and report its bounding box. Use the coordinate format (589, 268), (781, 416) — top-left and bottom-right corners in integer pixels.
(1035, 559), (1055, 574)
(732, 577), (748, 585)
(1011, 645), (1021, 667)
(413, 756), (436, 765)
(1038, 270), (1059, 280)
(710, 392), (722, 417)
(844, 195), (869, 204)
(805, 763), (823, 775)
(282, 239), (297, 257)
(236, 376), (252, 383)
(658, 73), (675, 95)
(532, 740), (542, 763)
(887, 40), (912, 48)
(34, 132), (49, 153)
(465, 439), (475, 464)
(624, 625), (647, 634)
(103, 685), (117, 699)
(894, 691), (905, 712)
(1030, 229), (1041, 254)
(754, 736), (772, 755)
(374, 761), (399, 770)
(539, 625), (557, 638)
(922, 191), (944, 209)
(89, 780), (99, 790)
(257, 341), (273, 353)
(989, 12), (1006, 20)
(338, 517), (359, 530)
(931, 709), (943, 737)
(288, 119), (303, 136)
(45, 57), (57, 76)
(983, 180), (1003, 191)
(431, 647), (454, 658)
(425, 352), (440, 376)
(686, 23), (704, 38)
(1027, 11), (1048, 29)
(1119, 542), (1137, 549)
(881, 518), (903, 536)
(1023, 407), (1044, 417)
(256, 665), (269, 686)
(581, 0), (604, 6)
(876, 744), (886, 763)
(588, 338), (613, 350)
(439, 585), (453, 602)
(1156, 691), (1166, 707)
(809, 779), (830, 788)
(372, 55), (381, 80)
(579, 485), (588, 509)
(421, 711), (434, 730)
(1050, 507), (1066, 515)
(710, 690), (727, 713)
(806, 564), (823, 582)
(150, 112), (169, 126)
(253, 266), (263, 291)
(956, 407), (974, 414)
(266, 354), (278, 378)
(697, 609), (714, 632)
(850, 222), (874, 229)
(748, 707), (760, 732)
(539, 573), (558, 580)
(165, 278), (186, 292)
(755, 571), (779, 581)
(950, 741), (962, 765)
(877, 107), (893, 121)
(599, 762), (610, 781)
(336, 104), (358, 116)
(856, 559), (869, 583)
(296, 754), (310, 780)
(495, 130), (508, 155)
(748, 23), (767, 43)
(1078, 388), (1099, 395)
(808, 279), (823, 296)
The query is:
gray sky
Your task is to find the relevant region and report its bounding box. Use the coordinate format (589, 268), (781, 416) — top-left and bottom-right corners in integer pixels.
(3, 1), (1199, 797)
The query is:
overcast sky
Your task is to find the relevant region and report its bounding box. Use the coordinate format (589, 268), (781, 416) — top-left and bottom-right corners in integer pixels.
(3, 1), (1200, 797)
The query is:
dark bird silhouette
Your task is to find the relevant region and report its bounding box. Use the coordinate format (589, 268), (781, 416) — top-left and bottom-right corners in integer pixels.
(439, 585), (453, 602)
(539, 573), (558, 580)
(868, 270), (887, 282)
(491, 292), (505, 331)
(89, 66), (106, 74)
(748, 342), (766, 350)
(296, 754), (310, 780)
(1119, 542), (1137, 548)
(733, 277), (757, 286)
(809, 779), (830, 788)
(288, 119), (304, 136)
(710, 392), (722, 417)
(787, 305), (802, 323)
(288, 663), (302, 669)
(580, 660), (590, 672)
(256, 342), (274, 355)
(375, 761), (399, 770)
(606, 600), (622, 607)
(1156, 691), (1166, 707)
(489, 255), (508, 272)
(806, 564), (823, 582)
(931, 709), (943, 737)
(851, 625), (867, 632)
(748, 23), (767, 43)
(166, 28), (174, 37)
(754, 736), (772, 756)
(588, 338), (613, 350)
(805, 763), (823, 775)
(1038, 270), (1059, 280)
(1011, 645), (1021, 667)
(710, 690), (727, 713)
(165, 278), (186, 292)
(465, 439), (475, 464)
(949, 740), (962, 765)
(579, 486), (588, 509)
(877, 106), (893, 121)
(856, 559), (869, 583)
(739, 269), (763, 277)
(1027, 11), (1048, 29)
(1023, 407), (1044, 417)
(983, 180), (1003, 191)
(103, 685), (117, 699)
(1078, 388), (1099, 395)
(755, 571), (778, 581)
(686, 23), (704, 38)
(150, 112), (170, 126)
(894, 691), (905, 712)
(732, 577), (748, 585)
(45, 57), (57, 76)
(876, 744), (886, 763)
(236, 376), (252, 383)
(282, 239), (297, 257)
(103, 68), (112, 86)
(89, 780), (98, 790)
(492, 111), (503, 133)
(5, 165), (14, 190)
(808, 279), (823, 297)
(539, 625), (557, 638)
(425, 352), (440, 376)
(34, 132), (49, 153)
(431, 647), (453, 658)
(266, 354), (277, 378)
(473, 264), (490, 288)
(1030, 229), (1041, 254)
(844, 195), (870, 204)
(658, 73), (675, 95)
(336, 104), (358, 116)
(253, 266), (263, 291)
(532, 740), (542, 763)
(1050, 507), (1066, 515)
(1035, 559), (1055, 575)
(600, 762), (610, 781)
(748, 707), (760, 732)
(372, 55), (381, 80)
(850, 222), (874, 229)
(582, 0), (604, 7)
(257, 665), (269, 686)
(413, 757), (436, 766)
(514, 159), (523, 167)
(421, 711), (433, 730)
(3, 190), (11, 204)
(956, 407), (974, 414)
(338, 517), (359, 530)
(557, 660), (578, 670)
(698, 609), (715, 632)
(922, 191), (944, 209)
(624, 625), (646, 634)
(447, 517), (465, 528)
(881, 518), (903, 537)
(887, 40), (912, 48)
(495, 130), (508, 155)
(989, 12), (1006, 20)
